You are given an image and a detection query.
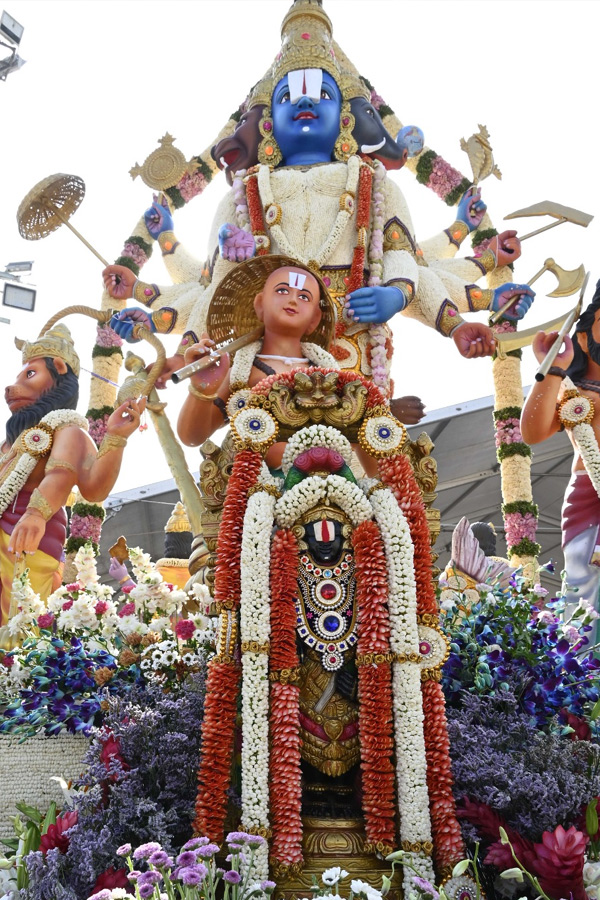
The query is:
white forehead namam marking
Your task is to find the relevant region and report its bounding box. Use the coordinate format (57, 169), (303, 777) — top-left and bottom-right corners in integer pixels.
(287, 68), (323, 103)
(287, 271), (307, 289)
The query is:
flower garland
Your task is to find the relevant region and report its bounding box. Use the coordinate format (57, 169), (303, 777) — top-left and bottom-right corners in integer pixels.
(414, 150), (471, 208)
(254, 156), (361, 269)
(378, 454), (437, 617)
(365, 160), (391, 392)
(0, 410), (88, 519)
(374, 459), (466, 875)
(65, 499), (105, 556)
(229, 341), (337, 391)
(274, 473), (372, 529)
(194, 448), (263, 841)
(352, 519), (396, 853)
(269, 528), (303, 870)
(492, 338), (540, 572)
(240, 489), (275, 866)
(559, 377), (600, 497)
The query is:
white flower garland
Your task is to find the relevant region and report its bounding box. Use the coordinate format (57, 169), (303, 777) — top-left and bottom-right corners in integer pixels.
(561, 377), (600, 498)
(281, 425), (353, 475)
(368, 486), (433, 876)
(274, 474), (372, 529)
(368, 487), (419, 653)
(239, 488), (275, 879)
(230, 341), (337, 391)
(7, 571), (45, 636)
(0, 410), (88, 518)
(257, 156), (361, 269)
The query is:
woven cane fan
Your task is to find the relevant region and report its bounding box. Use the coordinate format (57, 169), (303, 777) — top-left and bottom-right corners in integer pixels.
(17, 173), (109, 265)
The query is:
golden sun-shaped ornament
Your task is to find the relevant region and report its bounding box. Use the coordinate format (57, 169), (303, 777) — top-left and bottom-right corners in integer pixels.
(20, 424), (54, 458)
(129, 134), (199, 191)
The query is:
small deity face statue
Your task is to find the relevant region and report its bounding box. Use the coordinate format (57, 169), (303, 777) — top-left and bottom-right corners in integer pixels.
(272, 68), (342, 166)
(253, 265), (323, 340)
(212, 104), (265, 184)
(305, 518), (345, 564)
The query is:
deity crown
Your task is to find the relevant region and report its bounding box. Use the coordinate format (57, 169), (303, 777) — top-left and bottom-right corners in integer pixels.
(15, 323), (80, 377)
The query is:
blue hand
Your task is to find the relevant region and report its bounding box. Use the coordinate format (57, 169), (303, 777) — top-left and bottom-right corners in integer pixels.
(491, 283), (535, 321)
(345, 286), (407, 324)
(110, 308), (156, 343)
(144, 194), (174, 239)
(456, 187), (487, 232)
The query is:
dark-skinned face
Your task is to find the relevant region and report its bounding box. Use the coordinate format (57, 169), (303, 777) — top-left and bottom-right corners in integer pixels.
(211, 105), (265, 185)
(305, 519), (345, 564)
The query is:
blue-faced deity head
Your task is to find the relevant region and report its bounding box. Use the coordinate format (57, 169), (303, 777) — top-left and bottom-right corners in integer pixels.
(272, 68), (342, 166)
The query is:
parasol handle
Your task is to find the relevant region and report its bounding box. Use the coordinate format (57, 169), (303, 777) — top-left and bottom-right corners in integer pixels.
(51, 205), (110, 267)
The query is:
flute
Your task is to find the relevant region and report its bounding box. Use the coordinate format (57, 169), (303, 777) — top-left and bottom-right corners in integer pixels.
(535, 271), (589, 382)
(171, 326), (265, 384)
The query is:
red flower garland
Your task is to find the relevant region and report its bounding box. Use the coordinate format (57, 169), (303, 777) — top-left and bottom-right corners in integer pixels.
(214, 449), (263, 610)
(193, 661), (241, 840)
(246, 175), (269, 256)
(269, 529), (303, 866)
(352, 520), (396, 850)
(251, 367), (386, 410)
(421, 680), (465, 870)
(379, 454), (437, 616)
(194, 449), (262, 840)
(346, 164), (372, 295)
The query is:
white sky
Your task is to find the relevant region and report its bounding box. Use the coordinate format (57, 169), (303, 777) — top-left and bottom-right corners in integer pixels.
(0, 0), (598, 497)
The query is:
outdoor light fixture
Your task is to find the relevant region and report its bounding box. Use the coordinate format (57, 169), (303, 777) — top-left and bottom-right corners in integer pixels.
(0, 10), (25, 81)
(2, 282), (36, 312)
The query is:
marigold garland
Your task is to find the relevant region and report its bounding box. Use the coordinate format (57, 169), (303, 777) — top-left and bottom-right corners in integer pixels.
(269, 529), (302, 866)
(421, 679), (465, 871)
(379, 454), (437, 616)
(352, 520), (396, 849)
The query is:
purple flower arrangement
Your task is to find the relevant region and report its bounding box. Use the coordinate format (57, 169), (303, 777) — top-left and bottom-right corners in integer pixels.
(85, 832), (271, 900)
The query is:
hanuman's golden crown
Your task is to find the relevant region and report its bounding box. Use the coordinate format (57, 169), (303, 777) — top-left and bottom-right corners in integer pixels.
(15, 323), (80, 377)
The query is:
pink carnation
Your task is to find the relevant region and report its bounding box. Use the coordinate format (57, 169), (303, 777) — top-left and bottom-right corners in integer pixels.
(69, 514), (103, 542)
(65, 583), (81, 593)
(2, 654), (15, 668)
(178, 171), (208, 203)
(95, 601), (109, 616)
(121, 585), (134, 595)
(88, 414), (109, 447)
(62, 600), (74, 611)
(369, 89), (386, 110)
(96, 324), (123, 349)
(122, 242), (148, 269)
(505, 511), (538, 547)
(495, 417), (523, 447)
(472, 237), (493, 258)
(427, 157), (464, 200)
(118, 601), (136, 618)
(175, 619), (196, 641)
(37, 612), (55, 629)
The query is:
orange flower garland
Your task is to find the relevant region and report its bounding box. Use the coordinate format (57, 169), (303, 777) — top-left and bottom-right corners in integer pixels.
(269, 529), (302, 867)
(193, 661), (242, 839)
(352, 519), (396, 850)
(193, 449), (263, 840)
(246, 175), (269, 256)
(379, 454), (437, 617)
(421, 680), (465, 870)
(214, 450), (263, 610)
(346, 163), (372, 295)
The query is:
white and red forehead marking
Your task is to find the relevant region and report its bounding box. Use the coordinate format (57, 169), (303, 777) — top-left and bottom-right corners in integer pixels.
(287, 270), (307, 290)
(287, 68), (323, 104)
(313, 520), (334, 542)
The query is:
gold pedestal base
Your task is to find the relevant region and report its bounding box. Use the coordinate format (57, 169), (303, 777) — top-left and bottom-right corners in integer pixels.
(273, 817), (402, 900)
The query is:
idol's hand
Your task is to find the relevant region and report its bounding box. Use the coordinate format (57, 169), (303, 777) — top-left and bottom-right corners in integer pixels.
(102, 265), (136, 300)
(492, 283), (535, 321)
(532, 331), (574, 368)
(185, 334), (230, 396)
(345, 286), (406, 324)
(489, 231), (521, 268)
(389, 395), (426, 425)
(218, 224), (256, 262)
(109, 308), (155, 343)
(106, 398), (147, 440)
(457, 186), (486, 232)
(144, 193), (174, 239)
(452, 322), (496, 358)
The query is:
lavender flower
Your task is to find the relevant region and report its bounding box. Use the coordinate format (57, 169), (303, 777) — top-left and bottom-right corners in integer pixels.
(261, 881), (276, 892)
(175, 850), (197, 868)
(224, 871), (242, 884)
(182, 837), (209, 850)
(148, 851), (173, 868)
(138, 882), (155, 898)
(196, 843), (220, 858)
(412, 876), (439, 899)
(116, 844), (132, 857)
(177, 865), (207, 886)
(137, 871), (162, 886)
(133, 842), (162, 861)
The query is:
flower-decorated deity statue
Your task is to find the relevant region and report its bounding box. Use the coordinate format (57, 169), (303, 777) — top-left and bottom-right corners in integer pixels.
(0, 324), (144, 628)
(104, 0), (533, 398)
(522, 279), (600, 613)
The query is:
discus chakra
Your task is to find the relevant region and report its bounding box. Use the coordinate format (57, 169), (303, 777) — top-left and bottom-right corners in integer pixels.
(231, 407), (279, 451)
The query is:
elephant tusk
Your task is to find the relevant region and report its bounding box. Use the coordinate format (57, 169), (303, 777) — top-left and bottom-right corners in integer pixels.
(360, 138), (386, 154)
